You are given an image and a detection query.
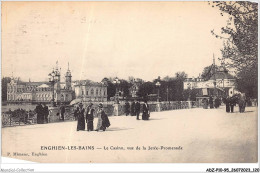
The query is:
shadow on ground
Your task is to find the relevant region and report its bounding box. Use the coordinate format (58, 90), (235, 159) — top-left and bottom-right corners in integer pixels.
(106, 127), (134, 131)
(147, 118), (166, 121)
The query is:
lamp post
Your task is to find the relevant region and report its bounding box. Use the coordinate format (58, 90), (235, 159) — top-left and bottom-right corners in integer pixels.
(48, 69), (57, 107)
(113, 77), (120, 104)
(166, 85), (169, 102)
(101, 81), (104, 102)
(187, 83), (191, 101)
(156, 81), (161, 102)
(222, 78), (225, 97)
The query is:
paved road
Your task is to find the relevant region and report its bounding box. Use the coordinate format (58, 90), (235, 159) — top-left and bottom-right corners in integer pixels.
(2, 106), (258, 163)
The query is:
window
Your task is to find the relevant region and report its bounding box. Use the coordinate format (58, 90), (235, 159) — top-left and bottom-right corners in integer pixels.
(86, 90), (89, 95)
(100, 89), (101, 95)
(91, 89), (94, 95)
(96, 89), (98, 95)
(82, 90), (84, 95)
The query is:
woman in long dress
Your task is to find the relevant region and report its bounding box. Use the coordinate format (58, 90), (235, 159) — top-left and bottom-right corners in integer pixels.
(86, 103), (95, 131)
(76, 103), (85, 131)
(142, 100), (150, 120)
(95, 103), (110, 131)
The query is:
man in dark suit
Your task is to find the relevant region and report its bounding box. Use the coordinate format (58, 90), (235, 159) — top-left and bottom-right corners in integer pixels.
(131, 101), (136, 116)
(230, 96), (236, 113)
(135, 100), (141, 120)
(225, 97), (230, 113)
(35, 103), (44, 124)
(60, 105), (65, 121)
(125, 101), (130, 116)
(43, 104), (49, 123)
(209, 96), (214, 109)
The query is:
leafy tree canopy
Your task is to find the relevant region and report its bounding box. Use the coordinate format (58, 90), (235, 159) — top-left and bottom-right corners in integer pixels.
(210, 1), (258, 98)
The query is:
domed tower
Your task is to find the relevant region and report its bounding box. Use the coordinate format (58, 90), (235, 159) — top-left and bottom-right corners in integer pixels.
(65, 62), (72, 90)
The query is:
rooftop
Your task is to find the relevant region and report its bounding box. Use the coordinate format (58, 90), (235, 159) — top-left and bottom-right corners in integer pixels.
(209, 71), (235, 80)
(74, 80), (105, 87)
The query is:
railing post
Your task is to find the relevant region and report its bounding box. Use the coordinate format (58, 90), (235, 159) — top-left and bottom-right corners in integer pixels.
(9, 115), (12, 126)
(156, 102), (161, 112)
(19, 113), (21, 126)
(188, 101), (192, 109)
(113, 103), (119, 116)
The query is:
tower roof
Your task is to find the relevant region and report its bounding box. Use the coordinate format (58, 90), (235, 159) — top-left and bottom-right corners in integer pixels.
(65, 62), (72, 77)
(209, 70), (235, 80)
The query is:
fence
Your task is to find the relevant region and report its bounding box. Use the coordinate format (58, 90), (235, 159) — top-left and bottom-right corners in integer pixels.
(107, 101), (196, 116)
(2, 111), (37, 127)
(2, 101), (196, 127)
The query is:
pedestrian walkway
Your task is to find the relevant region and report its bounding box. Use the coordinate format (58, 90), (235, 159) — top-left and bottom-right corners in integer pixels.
(2, 106), (258, 163)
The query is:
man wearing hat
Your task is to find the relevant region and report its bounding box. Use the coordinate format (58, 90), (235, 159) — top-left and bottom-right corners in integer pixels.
(135, 100), (141, 120)
(35, 103), (44, 124)
(130, 101), (136, 116)
(86, 103), (95, 131)
(43, 103), (49, 123)
(60, 104), (66, 121)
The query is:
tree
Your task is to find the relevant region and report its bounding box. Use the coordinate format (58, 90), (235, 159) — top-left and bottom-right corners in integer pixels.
(102, 78), (116, 100)
(210, 1), (258, 98)
(175, 72), (187, 101)
(118, 79), (130, 98)
(175, 71), (187, 80)
(183, 88), (199, 101)
(2, 77), (11, 102)
(201, 65), (221, 80)
(152, 72), (188, 101)
(137, 82), (155, 99)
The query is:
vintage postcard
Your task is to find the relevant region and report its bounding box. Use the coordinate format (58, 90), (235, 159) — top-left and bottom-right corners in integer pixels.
(1, 1), (258, 167)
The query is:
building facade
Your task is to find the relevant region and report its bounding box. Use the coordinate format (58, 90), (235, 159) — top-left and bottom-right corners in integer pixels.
(7, 64), (74, 104)
(129, 79), (143, 98)
(74, 80), (107, 102)
(183, 67), (239, 97)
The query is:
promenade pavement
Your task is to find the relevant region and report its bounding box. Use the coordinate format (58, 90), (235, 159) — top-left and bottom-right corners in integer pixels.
(2, 106), (258, 163)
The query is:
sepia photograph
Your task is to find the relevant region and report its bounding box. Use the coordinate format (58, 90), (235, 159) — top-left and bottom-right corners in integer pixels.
(0, 0), (258, 170)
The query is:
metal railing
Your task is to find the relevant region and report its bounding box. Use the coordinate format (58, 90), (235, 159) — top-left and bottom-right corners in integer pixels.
(2, 101), (199, 127)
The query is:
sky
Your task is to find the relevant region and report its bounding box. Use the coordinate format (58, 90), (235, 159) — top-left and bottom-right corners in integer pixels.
(2, 1), (229, 82)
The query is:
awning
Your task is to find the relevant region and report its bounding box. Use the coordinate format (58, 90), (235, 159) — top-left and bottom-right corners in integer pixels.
(70, 98), (82, 105)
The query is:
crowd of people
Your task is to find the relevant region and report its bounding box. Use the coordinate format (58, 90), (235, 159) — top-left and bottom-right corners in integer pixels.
(74, 99), (151, 132)
(202, 94), (249, 113)
(32, 100), (151, 131)
(223, 94), (247, 113)
(125, 100), (150, 120)
(74, 103), (110, 132)
(35, 103), (49, 124)
(202, 96), (221, 109)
